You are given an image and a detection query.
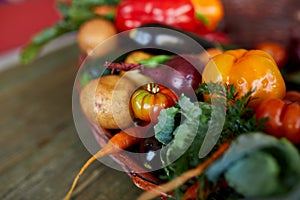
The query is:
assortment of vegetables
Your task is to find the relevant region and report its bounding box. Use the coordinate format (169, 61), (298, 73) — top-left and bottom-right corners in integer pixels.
(64, 43), (300, 200)
(19, 0), (300, 199)
(19, 0), (225, 64)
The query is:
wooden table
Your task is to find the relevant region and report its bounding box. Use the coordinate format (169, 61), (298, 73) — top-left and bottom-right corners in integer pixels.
(0, 44), (143, 200)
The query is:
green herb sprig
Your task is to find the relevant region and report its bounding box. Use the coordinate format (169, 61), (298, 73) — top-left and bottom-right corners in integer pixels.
(197, 83), (265, 141)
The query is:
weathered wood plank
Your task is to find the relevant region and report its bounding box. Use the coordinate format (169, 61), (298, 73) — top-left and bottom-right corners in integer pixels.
(0, 45), (143, 200)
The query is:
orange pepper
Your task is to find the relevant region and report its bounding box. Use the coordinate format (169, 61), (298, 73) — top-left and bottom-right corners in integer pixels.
(202, 49), (286, 107)
(191, 0), (224, 31)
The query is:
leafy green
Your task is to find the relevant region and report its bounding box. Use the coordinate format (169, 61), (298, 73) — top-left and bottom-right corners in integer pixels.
(153, 83), (274, 199)
(20, 44), (41, 65)
(20, 20), (80, 64)
(206, 133), (300, 198)
(139, 55), (174, 68)
(20, 0), (120, 64)
(20, 16), (82, 65)
(206, 133), (278, 181)
(225, 151), (281, 197)
(197, 83), (264, 142)
(159, 95), (203, 166)
(198, 83), (226, 158)
(72, 0), (120, 7)
(155, 83), (264, 177)
(68, 6), (97, 22)
(154, 107), (179, 145)
(155, 95), (212, 184)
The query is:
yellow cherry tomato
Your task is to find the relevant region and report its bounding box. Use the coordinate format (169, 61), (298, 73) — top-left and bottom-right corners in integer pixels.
(202, 49), (286, 107)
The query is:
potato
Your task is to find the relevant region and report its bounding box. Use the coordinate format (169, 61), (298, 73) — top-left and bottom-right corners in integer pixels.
(124, 51), (153, 64)
(79, 78), (98, 125)
(77, 18), (117, 56)
(80, 75), (136, 129)
(120, 70), (153, 87)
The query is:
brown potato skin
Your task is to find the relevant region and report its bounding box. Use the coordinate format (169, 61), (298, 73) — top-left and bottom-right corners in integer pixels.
(80, 75), (136, 129)
(80, 78), (98, 125)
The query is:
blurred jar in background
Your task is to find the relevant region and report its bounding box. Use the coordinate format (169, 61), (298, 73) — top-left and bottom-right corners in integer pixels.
(221, 0), (300, 48)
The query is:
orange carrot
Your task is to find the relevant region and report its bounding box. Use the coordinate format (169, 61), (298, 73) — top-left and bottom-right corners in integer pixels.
(182, 182), (199, 200)
(137, 142), (230, 200)
(64, 126), (146, 200)
(131, 173), (173, 199)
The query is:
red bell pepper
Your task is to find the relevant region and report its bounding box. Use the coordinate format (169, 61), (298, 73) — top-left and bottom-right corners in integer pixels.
(115, 0), (207, 33)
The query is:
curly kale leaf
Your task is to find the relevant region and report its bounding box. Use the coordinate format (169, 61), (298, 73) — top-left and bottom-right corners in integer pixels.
(206, 133), (300, 198)
(154, 107), (179, 145)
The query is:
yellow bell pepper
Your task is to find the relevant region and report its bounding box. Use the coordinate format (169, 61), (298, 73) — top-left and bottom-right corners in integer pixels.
(202, 49), (286, 107)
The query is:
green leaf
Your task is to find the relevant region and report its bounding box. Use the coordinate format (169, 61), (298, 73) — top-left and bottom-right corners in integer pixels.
(20, 44), (41, 65)
(56, 2), (70, 17)
(206, 133), (300, 197)
(20, 20), (80, 64)
(68, 6), (97, 22)
(154, 107), (179, 145)
(178, 95), (202, 120)
(139, 55), (174, 68)
(102, 13), (115, 21)
(225, 151), (281, 197)
(32, 27), (60, 45)
(206, 133), (279, 182)
(162, 95), (203, 165)
(195, 12), (209, 25)
(72, 0), (120, 7)
(198, 83), (226, 158)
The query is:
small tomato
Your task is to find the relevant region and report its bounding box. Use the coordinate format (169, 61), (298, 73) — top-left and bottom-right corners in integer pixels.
(255, 91), (300, 144)
(131, 83), (178, 123)
(202, 49), (286, 107)
(255, 41), (287, 68)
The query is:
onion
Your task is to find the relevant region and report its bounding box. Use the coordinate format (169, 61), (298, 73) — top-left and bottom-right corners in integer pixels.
(142, 55), (204, 96)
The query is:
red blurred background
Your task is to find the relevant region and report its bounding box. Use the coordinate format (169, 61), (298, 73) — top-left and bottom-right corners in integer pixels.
(0, 0), (61, 53)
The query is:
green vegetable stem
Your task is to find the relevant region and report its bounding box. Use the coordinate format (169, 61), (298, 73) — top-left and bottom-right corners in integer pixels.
(20, 0), (120, 65)
(139, 55), (174, 68)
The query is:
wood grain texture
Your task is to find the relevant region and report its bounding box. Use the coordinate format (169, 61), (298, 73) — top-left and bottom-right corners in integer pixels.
(0, 45), (142, 200)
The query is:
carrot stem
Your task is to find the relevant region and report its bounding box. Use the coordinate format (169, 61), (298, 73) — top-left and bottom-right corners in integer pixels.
(63, 126), (146, 200)
(137, 142), (230, 200)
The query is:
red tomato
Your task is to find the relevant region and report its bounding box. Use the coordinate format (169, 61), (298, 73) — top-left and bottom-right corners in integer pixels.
(255, 41), (287, 68)
(283, 90), (300, 103)
(255, 91), (300, 144)
(131, 83), (178, 123)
